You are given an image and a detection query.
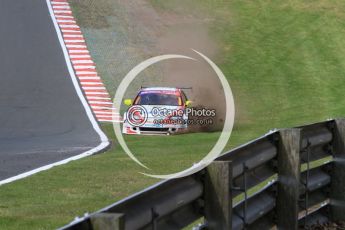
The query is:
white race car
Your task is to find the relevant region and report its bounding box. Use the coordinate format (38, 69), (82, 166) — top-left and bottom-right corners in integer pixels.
(122, 87), (191, 135)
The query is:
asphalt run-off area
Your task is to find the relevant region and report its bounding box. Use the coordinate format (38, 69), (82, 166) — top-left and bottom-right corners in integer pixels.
(0, 0), (109, 185)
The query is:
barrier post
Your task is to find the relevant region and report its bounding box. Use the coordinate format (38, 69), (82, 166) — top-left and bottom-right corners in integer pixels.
(330, 118), (345, 220)
(277, 128), (301, 230)
(90, 213), (124, 230)
(204, 160), (232, 230)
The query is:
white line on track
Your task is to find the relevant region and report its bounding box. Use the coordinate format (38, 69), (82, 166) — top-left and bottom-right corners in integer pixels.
(92, 110), (116, 114)
(72, 59), (94, 62)
(74, 66), (96, 70)
(53, 5), (70, 9)
(98, 120), (123, 123)
(72, 60), (93, 64)
(68, 50), (89, 53)
(83, 86), (107, 90)
(78, 76), (101, 80)
(73, 65), (95, 68)
(94, 108), (117, 112)
(59, 24), (79, 28)
(77, 74), (98, 77)
(74, 66), (96, 68)
(65, 40), (85, 43)
(63, 34), (84, 38)
(71, 58), (91, 60)
(89, 101), (113, 105)
(61, 29), (82, 33)
(70, 55), (90, 58)
(56, 16), (74, 19)
(52, 1), (68, 4)
(87, 96), (112, 100)
(53, 10), (72, 14)
(67, 44), (86, 47)
(96, 118), (122, 121)
(57, 20), (76, 23)
(81, 82), (103, 85)
(96, 115), (121, 118)
(52, 3), (68, 6)
(85, 92), (109, 96)
(95, 111), (116, 115)
(76, 71), (97, 74)
(73, 62), (95, 65)
(92, 106), (117, 110)
(85, 92), (109, 95)
(66, 45), (87, 48)
(66, 43), (86, 46)
(95, 108), (117, 112)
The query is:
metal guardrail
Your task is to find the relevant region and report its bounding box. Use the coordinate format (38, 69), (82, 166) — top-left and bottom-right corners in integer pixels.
(60, 118), (345, 230)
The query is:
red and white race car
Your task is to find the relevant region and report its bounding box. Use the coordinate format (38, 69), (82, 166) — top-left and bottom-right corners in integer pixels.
(122, 87), (191, 135)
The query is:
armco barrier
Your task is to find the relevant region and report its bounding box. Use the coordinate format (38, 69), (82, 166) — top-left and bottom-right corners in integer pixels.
(60, 118), (345, 230)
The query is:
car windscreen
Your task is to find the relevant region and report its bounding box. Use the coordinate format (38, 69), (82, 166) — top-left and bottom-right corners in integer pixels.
(135, 92), (181, 106)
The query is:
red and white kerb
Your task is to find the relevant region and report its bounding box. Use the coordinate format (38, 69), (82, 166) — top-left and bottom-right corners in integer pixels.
(51, 0), (121, 123)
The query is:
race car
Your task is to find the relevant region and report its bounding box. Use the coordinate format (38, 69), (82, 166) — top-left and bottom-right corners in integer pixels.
(122, 87), (191, 135)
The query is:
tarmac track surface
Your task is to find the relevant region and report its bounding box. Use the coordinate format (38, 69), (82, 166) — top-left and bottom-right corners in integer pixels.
(0, 0), (109, 183)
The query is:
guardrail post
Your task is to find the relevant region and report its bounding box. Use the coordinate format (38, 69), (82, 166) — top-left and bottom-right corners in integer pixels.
(277, 128), (301, 230)
(90, 213), (124, 230)
(330, 118), (345, 221)
(204, 160), (232, 230)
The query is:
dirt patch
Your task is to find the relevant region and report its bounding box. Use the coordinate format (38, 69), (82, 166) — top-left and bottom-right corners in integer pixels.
(70, 0), (227, 131)
(117, 0), (226, 131)
(69, 0), (114, 28)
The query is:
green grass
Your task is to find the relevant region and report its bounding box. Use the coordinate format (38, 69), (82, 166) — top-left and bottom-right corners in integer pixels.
(2, 0), (345, 229)
(151, 0), (345, 129)
(0, 125), (224, 230)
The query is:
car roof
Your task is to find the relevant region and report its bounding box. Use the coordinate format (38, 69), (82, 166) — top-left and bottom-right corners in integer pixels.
(141, 87), (178, 92)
